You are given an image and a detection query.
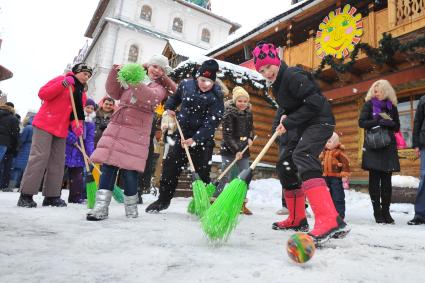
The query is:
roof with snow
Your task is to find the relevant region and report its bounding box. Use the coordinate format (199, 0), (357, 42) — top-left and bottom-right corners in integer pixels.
(165, 39), (207, 58)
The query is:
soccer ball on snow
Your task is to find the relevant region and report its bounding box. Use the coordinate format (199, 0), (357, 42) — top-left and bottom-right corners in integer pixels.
(286, 233), (315, 263)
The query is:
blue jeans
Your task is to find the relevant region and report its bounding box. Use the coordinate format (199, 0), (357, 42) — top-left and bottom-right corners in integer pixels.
(325, 176), (345, 219)
(0, 145), (6, 160)
(414, 149), (425, 218)
(99, 164), (138, 196)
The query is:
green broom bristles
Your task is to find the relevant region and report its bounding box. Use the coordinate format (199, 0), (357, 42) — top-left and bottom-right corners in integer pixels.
(187, 182), (217, 215)
(192, 179), (210, 217)
(117, 63), (146, 86)
(206, 183), (217, 198)
(86, 174), (97, 209)
(187, 198), (196, 214)
(201, 178), (247, 241)
(112, 185), (124, 203)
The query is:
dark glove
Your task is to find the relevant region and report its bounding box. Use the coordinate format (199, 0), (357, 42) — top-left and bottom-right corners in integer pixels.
(379, 119), (396, 128)
(62, 76), (75, 88)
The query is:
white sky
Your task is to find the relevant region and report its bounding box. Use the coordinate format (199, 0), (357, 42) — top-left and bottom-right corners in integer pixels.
(0, 0), (293, 117)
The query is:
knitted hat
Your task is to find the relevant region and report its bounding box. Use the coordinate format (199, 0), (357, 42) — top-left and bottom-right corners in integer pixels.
(232, 86), (249, 103)
(85, 98), (96, 108)
(252, 42), (281, 72)
(72, 63), (93, 75)
(196, 59), (219, 81)
(147, 54), (172, 74)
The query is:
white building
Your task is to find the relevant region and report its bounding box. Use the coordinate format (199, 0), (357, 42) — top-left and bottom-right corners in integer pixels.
(77, 0), (240, 102)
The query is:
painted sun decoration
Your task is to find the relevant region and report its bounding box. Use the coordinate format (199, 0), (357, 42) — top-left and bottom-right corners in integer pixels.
(315, 4), (363, 59)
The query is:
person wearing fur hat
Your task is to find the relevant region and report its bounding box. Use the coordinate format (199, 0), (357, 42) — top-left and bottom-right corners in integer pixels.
(252, 42), (348, 243)
(319, 132), (350, 219)
(65, 98), (96, 203)
(17, 62), (92, 208)
(145, 59), (224, 213)
(214, 86), (254, 215)
(87, 54), (176, 221)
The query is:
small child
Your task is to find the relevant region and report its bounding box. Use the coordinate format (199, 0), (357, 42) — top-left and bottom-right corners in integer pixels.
(65, 98), (96, 203)
(320, 132), (350, 219)
(215, 86), (254, 215)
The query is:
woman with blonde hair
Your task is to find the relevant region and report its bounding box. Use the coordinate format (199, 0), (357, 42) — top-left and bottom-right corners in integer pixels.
(359, 79), (400, 224)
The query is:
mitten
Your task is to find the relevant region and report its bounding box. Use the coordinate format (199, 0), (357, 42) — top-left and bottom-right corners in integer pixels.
(62, 76), (75, 88)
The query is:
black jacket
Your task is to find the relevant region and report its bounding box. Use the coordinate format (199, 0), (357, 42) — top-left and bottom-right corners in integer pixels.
(165, 79), (224, 145)
(413, 95), (425, 149)
(359, 100), (400, 172)
(94, 109), (113, 147)
(271, 61), (335, 132)
(220, 101), (254, 158)
(0, 104), (20, 154)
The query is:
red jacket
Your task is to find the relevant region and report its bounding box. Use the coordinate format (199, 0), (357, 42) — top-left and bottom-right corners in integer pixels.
(32, 72), (87, 138)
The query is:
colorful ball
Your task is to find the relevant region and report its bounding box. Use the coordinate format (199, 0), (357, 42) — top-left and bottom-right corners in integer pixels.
(287, 233), (316, 263)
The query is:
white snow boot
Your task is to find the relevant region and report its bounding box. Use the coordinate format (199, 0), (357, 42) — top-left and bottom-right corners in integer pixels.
(124, 194), (139, 218)
(86, 189), (112, 221)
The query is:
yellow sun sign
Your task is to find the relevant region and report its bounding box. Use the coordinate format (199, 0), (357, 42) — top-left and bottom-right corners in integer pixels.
(315, 4), (363, 59)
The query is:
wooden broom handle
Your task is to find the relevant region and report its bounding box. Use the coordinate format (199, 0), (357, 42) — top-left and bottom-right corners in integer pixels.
(174, 116), (196, 172)
(217, 135), (257, 181)
(74, 143), (101, 175)
(250, 131), (280, 170)
(69, 86), (90, 172)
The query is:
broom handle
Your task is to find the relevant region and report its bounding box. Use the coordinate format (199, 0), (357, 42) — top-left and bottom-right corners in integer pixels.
(174, 116), (196, 173)
(74, 143), (101, 175)
(217, 135), (257, 181)
(249, 131), (280, 170)
(69, 86), (90, 172)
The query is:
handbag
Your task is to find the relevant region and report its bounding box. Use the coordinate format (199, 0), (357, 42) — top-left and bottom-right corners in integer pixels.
(365, 126), (391, 149)
(394, 130), (407, 149)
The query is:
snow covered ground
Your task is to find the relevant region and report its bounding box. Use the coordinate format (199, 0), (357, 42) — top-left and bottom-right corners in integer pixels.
(1, 179), (425, 283)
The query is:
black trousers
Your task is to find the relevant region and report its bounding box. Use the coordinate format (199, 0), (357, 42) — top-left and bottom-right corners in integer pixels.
(158, 139), (214, 201)
(368, 170), (392, 209)
(277, 123), (334, 191)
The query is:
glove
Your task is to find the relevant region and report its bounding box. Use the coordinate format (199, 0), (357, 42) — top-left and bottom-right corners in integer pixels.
(62, 76), (75, 88)
(71, 120), (84, 137)
(378, 119), (395, 128)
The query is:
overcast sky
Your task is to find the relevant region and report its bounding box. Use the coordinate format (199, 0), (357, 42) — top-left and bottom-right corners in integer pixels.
(0, 0), (292, 116)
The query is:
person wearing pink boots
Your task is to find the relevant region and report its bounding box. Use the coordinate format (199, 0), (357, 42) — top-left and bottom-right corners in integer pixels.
(252, 42), (348, 244)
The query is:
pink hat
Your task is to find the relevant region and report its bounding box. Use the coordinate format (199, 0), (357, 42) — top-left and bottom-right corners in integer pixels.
(252, 42), (281, 72)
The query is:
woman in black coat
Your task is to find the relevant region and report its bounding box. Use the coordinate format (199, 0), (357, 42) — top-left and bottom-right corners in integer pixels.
(359, 79), (400, 224)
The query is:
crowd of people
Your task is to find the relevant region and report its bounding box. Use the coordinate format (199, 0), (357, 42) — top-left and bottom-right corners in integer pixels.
(1, 42), (424, 244)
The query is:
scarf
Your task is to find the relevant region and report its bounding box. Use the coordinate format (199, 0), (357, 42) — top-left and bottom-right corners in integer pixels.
(371, 97), (392, 118)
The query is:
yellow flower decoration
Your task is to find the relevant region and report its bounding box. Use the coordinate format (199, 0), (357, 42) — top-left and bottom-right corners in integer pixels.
(315, 4), (363, 59)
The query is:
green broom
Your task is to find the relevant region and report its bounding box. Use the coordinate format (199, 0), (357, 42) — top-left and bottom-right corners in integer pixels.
(69, 87), (98, 209)
(75, 143), (124, 204)
(187, 136), (257, 215)
(174, 117), (210, 217)
(201, 131), (280, 241)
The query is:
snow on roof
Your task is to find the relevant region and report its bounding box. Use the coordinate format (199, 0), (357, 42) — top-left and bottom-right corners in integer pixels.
(167, 39), (207, 58)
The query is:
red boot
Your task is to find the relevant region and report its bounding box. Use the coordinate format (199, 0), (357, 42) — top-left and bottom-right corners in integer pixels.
(272, 189), (309, 232)
(302, 178), (348, 244)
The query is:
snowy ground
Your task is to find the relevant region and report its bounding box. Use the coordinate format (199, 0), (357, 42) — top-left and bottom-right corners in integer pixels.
(1, 179), (425, 283)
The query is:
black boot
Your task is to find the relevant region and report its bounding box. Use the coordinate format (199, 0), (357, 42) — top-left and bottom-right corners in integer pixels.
(42, 196), (67, 207)
(137, 191), (143, 205)
(17, 194), (37, 208)
(381, 207), (395, 224)
(373, 207), (385, 223)
(407, 216), (425, 225)
(381, 183), (394, 224)
(146, 187), (173, 213)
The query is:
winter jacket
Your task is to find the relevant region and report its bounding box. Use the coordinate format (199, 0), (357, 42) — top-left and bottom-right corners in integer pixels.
(165, 79), (224, 146)
(13, 117), (33, 169)
(272, 107), (298, 147)
(94, 108), (113, 147)
(359, 100), (400, 172)
(65, 121), (95, 168)
(32, 72), (87, 138)
(412, 95), (425, 149)
(319, 144), (350, 178)
(271, 61), (335, 132)
(0, 104), (20, 154)
(220, 101), (254, 158)
(91, 65), (168, 172)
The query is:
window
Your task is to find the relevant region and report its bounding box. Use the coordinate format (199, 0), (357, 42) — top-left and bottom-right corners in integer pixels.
(398, 95), (421, 148)
(140, 5), (152, 21)
(201, 28), (210, 43)
(172, 17), (183, 33)
(128, 45), (139, 62)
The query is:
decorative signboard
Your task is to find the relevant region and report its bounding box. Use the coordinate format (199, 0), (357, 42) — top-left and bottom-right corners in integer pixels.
(315, 4), (363, 59)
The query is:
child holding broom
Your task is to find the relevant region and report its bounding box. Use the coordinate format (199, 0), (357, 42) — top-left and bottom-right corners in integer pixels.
(87, 54), (176, 221)
(65, 98), (96, 203)
(252, 42), (348, 244)
(145, 59), (224, 213)
(17, 63), (91, 208)
(214, 86), (254, 215)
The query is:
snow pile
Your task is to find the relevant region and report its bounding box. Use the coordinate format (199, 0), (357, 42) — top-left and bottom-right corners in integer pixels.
(392, 175), (420, 189)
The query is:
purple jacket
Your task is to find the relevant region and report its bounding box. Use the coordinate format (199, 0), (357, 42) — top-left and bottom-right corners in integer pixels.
(65, 121), (95, 168)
